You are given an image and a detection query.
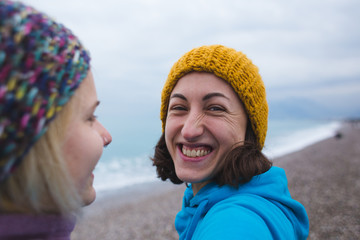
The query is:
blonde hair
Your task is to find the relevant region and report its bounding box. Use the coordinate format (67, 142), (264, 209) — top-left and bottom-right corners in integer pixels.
(0, 94), (82, 215)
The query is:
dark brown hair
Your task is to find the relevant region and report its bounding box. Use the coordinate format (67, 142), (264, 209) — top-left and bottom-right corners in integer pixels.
(151, 123), (272, 187)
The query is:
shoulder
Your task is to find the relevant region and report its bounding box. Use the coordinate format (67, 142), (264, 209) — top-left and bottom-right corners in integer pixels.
(193, 194), (274, 240)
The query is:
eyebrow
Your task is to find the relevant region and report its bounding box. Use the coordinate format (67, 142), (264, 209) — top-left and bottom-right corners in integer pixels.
(170, 92), (229, 102)
(170, 93), (187, 101)
(91, 100), (100, 110)
(202, 92), (229, 101)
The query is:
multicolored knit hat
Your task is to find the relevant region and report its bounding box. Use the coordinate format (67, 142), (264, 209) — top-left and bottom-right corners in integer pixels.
(0, 0), (91, 182)
(161, 45), (268, 149)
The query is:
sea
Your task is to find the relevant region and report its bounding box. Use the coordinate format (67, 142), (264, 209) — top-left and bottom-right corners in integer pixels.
(93, 119), (342, 192)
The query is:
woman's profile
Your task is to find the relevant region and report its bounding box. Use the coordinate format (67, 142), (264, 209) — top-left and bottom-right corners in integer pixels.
(0, 1), (112, 238)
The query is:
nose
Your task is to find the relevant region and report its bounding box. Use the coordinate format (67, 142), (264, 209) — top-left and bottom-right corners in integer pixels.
(181, 110), (204, 141)
(97, 121), (112, 147)
(103, 131), (112, 147)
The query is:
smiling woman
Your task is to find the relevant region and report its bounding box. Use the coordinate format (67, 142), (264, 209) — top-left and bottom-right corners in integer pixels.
(151, 45), (309, 239)
(165, 72), (249, 194)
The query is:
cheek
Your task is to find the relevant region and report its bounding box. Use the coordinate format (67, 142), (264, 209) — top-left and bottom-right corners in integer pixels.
(63, 138), (88, 185)
(208, 119), (246, 149)
(164, 130), (173, 156)
(63, 127), (103, 188)
(165, 123), (180, 162)
(164, 120), (174, 144)
(223, 116), (247, 141)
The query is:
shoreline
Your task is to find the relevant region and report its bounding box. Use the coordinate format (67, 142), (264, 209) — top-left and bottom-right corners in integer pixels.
(72, 122), (360, 239)
(264, 120), (342, 159)
(93, 119), (341, 193)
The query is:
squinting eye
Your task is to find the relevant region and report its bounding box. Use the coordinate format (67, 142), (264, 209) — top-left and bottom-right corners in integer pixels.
(209, 106), (225, 111)
(170, 105), (187, 111)
(88, 115), (98, 122)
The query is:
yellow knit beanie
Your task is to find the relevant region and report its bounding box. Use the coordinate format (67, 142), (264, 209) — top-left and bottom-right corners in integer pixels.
(161, 45), (268, 149)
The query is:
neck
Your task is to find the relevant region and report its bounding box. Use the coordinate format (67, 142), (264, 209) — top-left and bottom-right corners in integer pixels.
(192, 181), (211, 195)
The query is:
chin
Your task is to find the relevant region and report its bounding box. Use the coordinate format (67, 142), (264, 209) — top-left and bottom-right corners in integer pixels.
(176, 168), (204, 182)
(178, 174), (204, 184)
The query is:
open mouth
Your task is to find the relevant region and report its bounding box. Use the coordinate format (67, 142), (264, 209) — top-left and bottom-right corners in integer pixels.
(181, 144), (213, 158)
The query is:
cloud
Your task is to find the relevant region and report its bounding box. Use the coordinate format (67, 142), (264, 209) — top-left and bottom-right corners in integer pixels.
(20, 0), (360, 117)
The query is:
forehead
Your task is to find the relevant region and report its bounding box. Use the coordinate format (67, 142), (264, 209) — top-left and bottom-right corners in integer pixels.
(76, 71), (96, 101)
(172, 72), (237, 97)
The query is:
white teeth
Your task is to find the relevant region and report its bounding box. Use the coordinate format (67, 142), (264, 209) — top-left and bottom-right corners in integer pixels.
(182, 146), (210, 158)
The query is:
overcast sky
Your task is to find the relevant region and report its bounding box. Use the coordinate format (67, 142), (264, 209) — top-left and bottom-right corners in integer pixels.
(21, 0), (360, 117)
(16, 0), (359, 157)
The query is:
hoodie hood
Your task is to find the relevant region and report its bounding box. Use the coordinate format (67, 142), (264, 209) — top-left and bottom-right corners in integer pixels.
(175, 166), (309, 240)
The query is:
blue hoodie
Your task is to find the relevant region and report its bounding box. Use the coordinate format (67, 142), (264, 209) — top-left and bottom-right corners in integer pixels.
(175, 167), (309, 240)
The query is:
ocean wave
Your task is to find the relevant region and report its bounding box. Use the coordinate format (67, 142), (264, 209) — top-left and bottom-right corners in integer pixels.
(93, 120), (342, 192)
(263, 120), (342, 159)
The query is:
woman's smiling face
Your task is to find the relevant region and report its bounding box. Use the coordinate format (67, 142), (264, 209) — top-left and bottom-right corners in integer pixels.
(165, 72), (248, 194)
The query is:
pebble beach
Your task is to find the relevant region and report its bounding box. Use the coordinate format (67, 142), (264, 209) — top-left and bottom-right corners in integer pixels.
(72, 122), (360, 240)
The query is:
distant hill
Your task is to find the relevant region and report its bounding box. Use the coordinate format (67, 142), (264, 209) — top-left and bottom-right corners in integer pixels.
(268, 97), (360, 120)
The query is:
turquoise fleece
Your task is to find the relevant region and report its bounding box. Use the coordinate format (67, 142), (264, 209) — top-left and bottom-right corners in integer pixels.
(175, 167), (309, 240)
